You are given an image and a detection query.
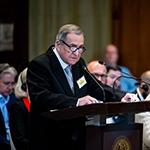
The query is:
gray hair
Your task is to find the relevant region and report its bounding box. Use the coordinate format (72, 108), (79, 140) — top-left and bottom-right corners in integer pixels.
(56, 24), (84, 42)
(0, 63), (17, 79)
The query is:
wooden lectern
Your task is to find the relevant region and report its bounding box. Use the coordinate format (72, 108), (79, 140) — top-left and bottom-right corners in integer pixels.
(42, 101), (150, 150)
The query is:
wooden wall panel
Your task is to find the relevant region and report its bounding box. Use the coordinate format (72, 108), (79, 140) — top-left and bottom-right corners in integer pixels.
(139, 0), (150, 74)
(112, 0), (150, 77)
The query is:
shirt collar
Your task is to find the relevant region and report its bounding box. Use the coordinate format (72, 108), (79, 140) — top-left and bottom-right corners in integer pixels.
(53, 47), (69, 70)
(0, 94), (10, 105)
(136, 87), (144, 101)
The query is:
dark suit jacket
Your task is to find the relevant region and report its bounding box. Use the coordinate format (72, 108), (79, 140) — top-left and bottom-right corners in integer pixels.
(27, 46), (125, 150)
(9, 98), (30, 150)
(0, 93), (16, 149)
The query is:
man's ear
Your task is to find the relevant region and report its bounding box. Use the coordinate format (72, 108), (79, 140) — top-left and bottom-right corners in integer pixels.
(56, 40), (61, 45)
(55, 40), (61, 49)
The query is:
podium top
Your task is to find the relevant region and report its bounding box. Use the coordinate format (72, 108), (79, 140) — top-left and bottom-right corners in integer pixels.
(42, 101), (150, 120)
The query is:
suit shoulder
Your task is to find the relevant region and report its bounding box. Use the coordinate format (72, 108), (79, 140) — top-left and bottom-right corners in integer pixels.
(29, 46), (54, 66)
(28, 50), (53, 70)
(30, 53), (49, 65)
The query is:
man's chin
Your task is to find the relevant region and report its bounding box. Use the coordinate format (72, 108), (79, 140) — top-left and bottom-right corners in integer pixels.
(3, 92), (12, 96)
(68, 60), (79, 65)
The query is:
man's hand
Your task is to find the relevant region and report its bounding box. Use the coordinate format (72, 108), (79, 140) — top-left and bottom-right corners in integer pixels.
(121, 93), (140, 102)
(77, 95), (99, 106)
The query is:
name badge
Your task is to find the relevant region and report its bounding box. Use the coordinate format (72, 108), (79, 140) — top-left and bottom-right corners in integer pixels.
(77, 76), (87, 89)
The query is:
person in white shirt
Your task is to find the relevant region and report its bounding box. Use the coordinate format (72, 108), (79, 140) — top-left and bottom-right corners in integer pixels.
(135, 70), (150, 149)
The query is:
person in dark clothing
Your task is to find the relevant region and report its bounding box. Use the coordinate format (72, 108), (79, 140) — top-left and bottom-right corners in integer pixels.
(10, 68), (30, 150)
(27, 24), (139, 150)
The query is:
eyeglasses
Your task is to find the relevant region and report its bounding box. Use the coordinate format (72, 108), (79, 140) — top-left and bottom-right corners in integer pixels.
(92, 73), (107, 80)
(2, 81), (15, 86)
(60, 40), (86, 54)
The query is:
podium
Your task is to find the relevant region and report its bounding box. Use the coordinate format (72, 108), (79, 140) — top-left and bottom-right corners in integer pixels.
(42, 101), (150, 150)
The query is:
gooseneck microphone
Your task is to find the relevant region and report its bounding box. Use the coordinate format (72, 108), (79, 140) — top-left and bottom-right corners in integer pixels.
(81, 63), (106, 102)
(112, 75), (140, 96)
(98, 60), (136, 77)
(99, 61), (150, 96)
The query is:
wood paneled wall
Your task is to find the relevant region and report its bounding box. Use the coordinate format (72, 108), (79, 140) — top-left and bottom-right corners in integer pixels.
(112, 0), (150, 77)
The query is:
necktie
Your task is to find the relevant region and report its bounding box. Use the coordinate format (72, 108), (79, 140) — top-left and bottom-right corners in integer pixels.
(64, 65), (74, 93)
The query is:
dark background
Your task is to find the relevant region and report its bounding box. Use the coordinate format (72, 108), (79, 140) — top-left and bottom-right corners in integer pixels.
(0, 0), (28, 72)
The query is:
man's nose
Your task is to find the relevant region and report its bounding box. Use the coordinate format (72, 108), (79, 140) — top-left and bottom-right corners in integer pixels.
(73, 50), (80, 56)
(97, 76), (101, 81)
(7, 83), (15, 89)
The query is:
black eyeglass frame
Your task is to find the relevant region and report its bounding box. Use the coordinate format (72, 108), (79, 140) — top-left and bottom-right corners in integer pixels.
(60, 40), (86, 54)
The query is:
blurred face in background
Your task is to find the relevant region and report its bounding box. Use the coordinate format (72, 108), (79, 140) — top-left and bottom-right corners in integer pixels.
(0, 73), (15, 96)
(106, 69), (121, 89)
(139, 71), (150, 98)
(87, 61), (107, 84)
(105, 44), (119, 66)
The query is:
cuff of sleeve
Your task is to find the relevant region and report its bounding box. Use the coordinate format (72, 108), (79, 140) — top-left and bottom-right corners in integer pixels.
(76, 99), (80, 106)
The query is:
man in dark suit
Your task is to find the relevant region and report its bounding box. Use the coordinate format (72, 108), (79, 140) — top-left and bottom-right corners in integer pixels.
(0, 64), (17, 150)
(27, 24), (139, 150)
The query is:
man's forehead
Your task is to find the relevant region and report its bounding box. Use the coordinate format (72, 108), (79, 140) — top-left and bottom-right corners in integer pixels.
(0, 73), (15, 80)
(66, 33), (84, 42)
(93, 65), (106, 73)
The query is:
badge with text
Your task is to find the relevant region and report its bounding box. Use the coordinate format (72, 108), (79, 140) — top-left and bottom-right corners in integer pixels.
(77, 76), (87, 89)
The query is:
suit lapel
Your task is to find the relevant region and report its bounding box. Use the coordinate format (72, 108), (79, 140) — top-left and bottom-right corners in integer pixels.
(46, 49), (74, 96)
(0, 109), (6, 136)
(72, 62), (85, 97)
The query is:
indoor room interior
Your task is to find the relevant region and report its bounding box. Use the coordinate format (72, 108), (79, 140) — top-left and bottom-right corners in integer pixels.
(0, 0), (150, 150)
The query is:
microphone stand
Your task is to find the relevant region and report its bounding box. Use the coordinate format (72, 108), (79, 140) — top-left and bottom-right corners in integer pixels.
(82, 65), (106, 102)
(112, 75), (150, 99)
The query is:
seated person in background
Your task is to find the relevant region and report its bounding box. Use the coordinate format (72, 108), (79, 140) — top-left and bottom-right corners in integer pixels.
(135, 71), (150, 149)
(87, 60), (107, 84)
(104, 44), (137, 93)
(136, 71), (150, 101)
(87, 61), (124, 124)
(9, 68), (30, 150)
(0, 63), (17, 150)
(106, 66), (129, 124)
(87, 60), (109, 125)
(106, 66), (121, 89)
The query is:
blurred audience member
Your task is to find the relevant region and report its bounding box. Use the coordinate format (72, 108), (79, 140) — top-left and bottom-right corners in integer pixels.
(106, 66), (121, 89)
(135, 71), (150, 149)
(87, 60), (107, 84)
(104, 44), (137, 92)
(136, 71), (150, 100)
(0, 63), (17, 150)
(87, 61), (123, 124)
(10, 68), (30, 150)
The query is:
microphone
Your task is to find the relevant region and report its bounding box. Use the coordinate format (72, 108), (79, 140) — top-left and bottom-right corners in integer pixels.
(98, 61), (146, 98)
(98, 60), (140, 83)
(112, 75), (140, 96)
(99, 61), (150, 96)
(98, 60), (135, 77)
(98, 61), (150, 102)
(81, 62), (106, 102)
